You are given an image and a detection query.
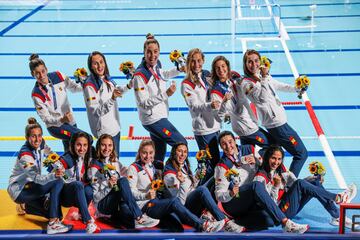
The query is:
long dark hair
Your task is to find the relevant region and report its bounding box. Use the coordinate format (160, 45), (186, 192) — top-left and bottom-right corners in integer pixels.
(262, 145), (286, 175)
(166, 142), (195, 185)
(210, 55), (231, 85)
(69, 132), (93, 182)
(29, 54), (47, 77)
(95, 134), (117, 162)
(87, 51), (110, 78)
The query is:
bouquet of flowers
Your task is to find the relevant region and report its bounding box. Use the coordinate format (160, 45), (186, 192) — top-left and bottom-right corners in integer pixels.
(43, 152), (68, 179)
(73, 67), (88, 84)
(103, 164), (119, 191)
(119, 61), (135, 80)
(169, 50), (186, 70)
(260, 56), (272, 69)
(195, 146), (212, 179)
(295, 75), (310, 99)
(151, 179), (165, 192)
(224, 168), (240, 197)
(308, 161), (326, 176)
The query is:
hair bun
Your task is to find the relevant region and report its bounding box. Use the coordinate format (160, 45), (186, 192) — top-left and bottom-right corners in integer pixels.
(146, 33), (154, 40)
(29, 53), (39, 62)
(27, 117), (37, 125)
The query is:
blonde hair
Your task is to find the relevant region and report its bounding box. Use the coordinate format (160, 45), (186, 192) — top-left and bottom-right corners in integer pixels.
(185, 48), (205, 86)
(135, 140), (155, 162)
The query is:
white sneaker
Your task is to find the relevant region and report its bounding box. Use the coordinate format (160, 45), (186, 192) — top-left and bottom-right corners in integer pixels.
(330, 217), (356, 229)
(336, 183), (357, 204)
(86, 219), (101, 234)
(200, 210), (215, 222)
(47, 220), (72, 235)
(16, 203), (26, 215)
(282, 219), (309, 234)
(223, 219), (245, 233)
(134, 214), (159, 228)
(203, 219), (225, 233)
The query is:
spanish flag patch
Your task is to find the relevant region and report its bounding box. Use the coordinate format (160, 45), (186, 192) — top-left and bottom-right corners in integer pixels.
(185, 92), (191, 97)
(162, 128), (172, 137)
(256, 136), (265, 143)
(289, 136), (298, 146)
(135, 87), (145, 91)
(87, 97), (96, 102)
(61, 130), (71, 137)
(281, 202), (290, 212)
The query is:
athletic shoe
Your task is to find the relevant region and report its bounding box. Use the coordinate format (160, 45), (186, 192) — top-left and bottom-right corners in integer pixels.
(223, 219), (245, 233)
(16, 203), (26, 215)
(330, 216), (356, 229)
(200, 210), (215, 222)
(282, 219), (309, 234)
(86, 219), (101, 234)
(336, 183), (357, 204)
(47, 220), (72, 234)
(203, 219), (225, 233)
(134, 213), (159, 228)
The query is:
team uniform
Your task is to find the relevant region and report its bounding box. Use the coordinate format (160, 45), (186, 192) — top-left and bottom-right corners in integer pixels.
(211, 74), (274, 150)
(83, 74), (130, 156)
(127, 161), (224, 232)
(181, 70), (221, 178)
(57, 152), (93, 218)
(32, 71), (84, 151)
(8, 140), (64, 224)
(133, 59), (187, 164)
(214, 144), (289, 230)
(88, 158), (147, 229)
(254, 166), (344, 221)
(241, 74), (308, 177)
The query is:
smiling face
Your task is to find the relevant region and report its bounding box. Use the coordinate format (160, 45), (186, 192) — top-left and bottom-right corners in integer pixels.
(268, 150), (283, 171)
(32, 64), (49, 85)
(100, 137), (113, 158)
(175, 144), (188, 165)
(74, 136), (88, 158)
(90, 54), (106, 78)
(245, 53), (261, 76)
(144, 43), (160, 67)
(219, 134), (236, 156)
(190, 52), (204, 74)
(27, 127), (43, 149)
(214, 59), (229, 82)
(140, 144), (155, 165)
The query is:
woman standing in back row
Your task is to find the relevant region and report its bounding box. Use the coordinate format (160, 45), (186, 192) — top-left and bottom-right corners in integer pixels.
(29, 54), (86, 152)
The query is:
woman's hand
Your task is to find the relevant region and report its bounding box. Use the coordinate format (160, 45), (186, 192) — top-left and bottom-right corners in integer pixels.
(146, 189), (156, 200)
(177, 171), (185, 183)
(230, 184), (239, 197)
(108, 175), (118, 187)
(273, 174), (281, 187)
(260, 65), (269, 77)
(112, 88), (122, 100)
(55, 168), (65, 178)
(166, 82), (176, 97)
(244, 154), (256, 165)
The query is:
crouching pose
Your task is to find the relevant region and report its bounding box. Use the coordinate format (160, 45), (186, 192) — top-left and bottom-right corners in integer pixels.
(8, 118), (71, 234)
(254, 145), (357, 229)
(215, 131), (309, 233)
(88, 134), (158, 229)
(128, 140), (225, 232)
(164, 142), (245, 232)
